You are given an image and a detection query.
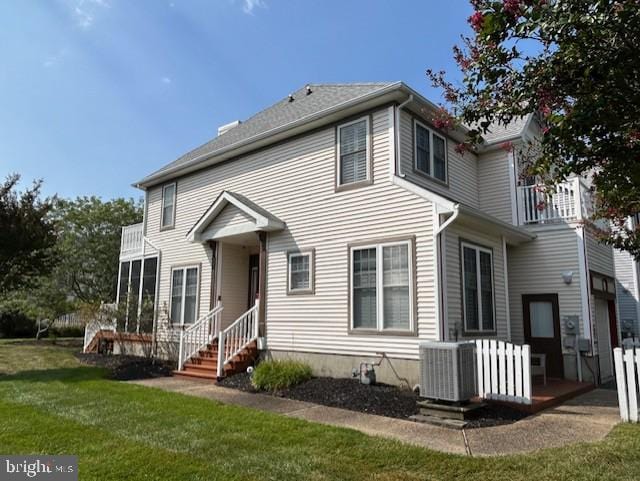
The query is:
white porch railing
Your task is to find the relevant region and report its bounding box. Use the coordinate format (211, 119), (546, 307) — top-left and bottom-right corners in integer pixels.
(83, 319), (117, 353)
(475, 339), (532, 405)
(217, 301), (259, 378)
(518, 177), (593, 225)
(614, 347), (640, 422)
(177, 305), (224, 371)
(120, 223), (144, 258)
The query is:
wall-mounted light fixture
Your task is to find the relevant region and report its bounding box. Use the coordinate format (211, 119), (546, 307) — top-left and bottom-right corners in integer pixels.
(562, 271), (573, 285)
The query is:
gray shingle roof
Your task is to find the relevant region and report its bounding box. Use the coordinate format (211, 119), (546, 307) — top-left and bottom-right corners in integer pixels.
(140, 83), (397, 184)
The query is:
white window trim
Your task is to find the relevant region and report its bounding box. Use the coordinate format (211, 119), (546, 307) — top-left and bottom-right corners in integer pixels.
(287, 251), (314, 294)
(169, 265), (200, 325)
(161, 182), (177, 229)
(413, 118), (448, 183)
(349, 240), (414, 333)
(461, 241), (496, 333)
(337, 116), (371, 187)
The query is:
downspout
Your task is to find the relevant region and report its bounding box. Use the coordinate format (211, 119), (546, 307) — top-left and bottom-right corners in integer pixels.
(435, 205), (460, 340)
(395, 94), (414, 177)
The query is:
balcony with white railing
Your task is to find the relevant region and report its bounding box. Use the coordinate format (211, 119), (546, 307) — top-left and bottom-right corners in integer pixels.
(120, 223), (144, 259)
(518, 177), (594, 225)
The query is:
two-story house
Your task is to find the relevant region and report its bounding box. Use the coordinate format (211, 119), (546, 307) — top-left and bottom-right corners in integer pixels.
(105, 81), (624, 387)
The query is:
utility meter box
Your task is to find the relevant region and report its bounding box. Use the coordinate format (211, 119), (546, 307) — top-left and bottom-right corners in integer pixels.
(577, 338), (591, 352)
(563, 315), (579, 335)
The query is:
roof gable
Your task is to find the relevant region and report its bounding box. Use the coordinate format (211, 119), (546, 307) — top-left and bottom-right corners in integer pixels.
(188, 191), (285, 243)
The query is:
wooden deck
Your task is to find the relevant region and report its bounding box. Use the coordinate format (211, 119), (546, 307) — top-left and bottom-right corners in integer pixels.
(493, 379), (595, 414)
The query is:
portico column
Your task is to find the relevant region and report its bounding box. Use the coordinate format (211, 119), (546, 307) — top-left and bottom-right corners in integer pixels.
(258, 231), (267, 336)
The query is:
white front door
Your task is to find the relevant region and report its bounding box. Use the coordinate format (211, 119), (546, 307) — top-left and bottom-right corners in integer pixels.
(595, 299), (613, 381)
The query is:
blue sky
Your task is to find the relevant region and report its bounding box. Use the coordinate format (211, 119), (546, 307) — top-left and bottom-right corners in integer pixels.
(0, 0), (473, 200)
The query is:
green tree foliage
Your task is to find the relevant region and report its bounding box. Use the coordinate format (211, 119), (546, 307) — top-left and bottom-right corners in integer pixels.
(0, 174), (57, 293)
(428, 0), (640, 259)
(52, 197), (143, 304)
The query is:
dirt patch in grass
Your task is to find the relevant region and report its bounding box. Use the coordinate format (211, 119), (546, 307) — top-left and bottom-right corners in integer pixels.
(219, 372), (530, 427)
(76, 353), (173, 381)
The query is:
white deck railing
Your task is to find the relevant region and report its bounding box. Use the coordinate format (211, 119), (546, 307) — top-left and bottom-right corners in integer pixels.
(217, 301), (259, 377)
(177, 305), (224, 371)
(475, 339), (532, 405)
(83, 319), (117, 353)
(120, 223), (144, 258)
(518, 177), (593, 225)
(614, 347), (640, 422)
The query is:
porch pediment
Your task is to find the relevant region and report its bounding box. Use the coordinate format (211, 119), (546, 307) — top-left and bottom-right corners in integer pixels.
(187, 191), (285, 243)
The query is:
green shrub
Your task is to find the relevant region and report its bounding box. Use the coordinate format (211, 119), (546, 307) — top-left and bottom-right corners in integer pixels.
(251, 359), (312, 391)
(50, 326), (84, 338)
(0, 310), (37, 338)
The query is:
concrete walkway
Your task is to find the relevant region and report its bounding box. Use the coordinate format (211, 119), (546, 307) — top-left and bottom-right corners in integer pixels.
(130, 377), (620, 457)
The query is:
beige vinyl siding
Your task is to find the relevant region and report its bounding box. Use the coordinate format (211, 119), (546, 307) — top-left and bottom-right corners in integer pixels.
(398, 110), (480, 207)
(585, 228), (615, 278)
(614, 249), (640, 330)
(477, 149), (514, 224)
(146, 107), (438, 358)
(507, 226), (584, 345)
(219, 243), (250, 328)
(443, 223), (508, 340)
(206, 204), (254, 234)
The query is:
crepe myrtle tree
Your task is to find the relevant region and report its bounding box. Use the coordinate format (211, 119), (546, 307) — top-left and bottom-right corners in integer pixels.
(427, 0), (640, 259)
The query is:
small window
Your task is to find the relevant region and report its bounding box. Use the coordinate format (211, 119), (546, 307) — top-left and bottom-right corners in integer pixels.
(350, 240), (413, 333)
(337, 117), (370, 187)
(170, 265), (199, 324)
(288, 250), (314, 294)
(461, 242), (495, 333)
(161, 183), (176, 229)
(414, 120), (447, 182)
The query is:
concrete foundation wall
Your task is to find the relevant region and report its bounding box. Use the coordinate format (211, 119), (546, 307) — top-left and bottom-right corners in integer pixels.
(266, 349), (420, 389)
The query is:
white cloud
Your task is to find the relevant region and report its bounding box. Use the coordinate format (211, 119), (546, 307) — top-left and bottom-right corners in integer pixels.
(72, 0), (110, 29)
(242, 0), (266, 15)
(161, 77), (172, 84)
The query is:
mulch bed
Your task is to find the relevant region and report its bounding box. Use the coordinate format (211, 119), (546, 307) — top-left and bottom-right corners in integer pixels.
(219, 372), (529, 428)
(75, 353), (174, 381)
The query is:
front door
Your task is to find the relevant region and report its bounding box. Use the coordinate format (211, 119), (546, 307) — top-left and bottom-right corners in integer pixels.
(595, 298), (614, 381)
(523, 294), (564, 379)
(248, 254), (259, 309)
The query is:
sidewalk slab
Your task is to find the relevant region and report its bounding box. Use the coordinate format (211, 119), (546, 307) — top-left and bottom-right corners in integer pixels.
(130, 377), (619, 457)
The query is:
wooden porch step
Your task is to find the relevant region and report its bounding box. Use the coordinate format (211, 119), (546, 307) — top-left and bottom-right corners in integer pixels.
(173, 369), (218, 381)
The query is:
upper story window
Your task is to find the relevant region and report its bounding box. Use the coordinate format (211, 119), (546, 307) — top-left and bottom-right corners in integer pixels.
(350, 239), (414, 333)
(461, 242), (495, 333)
(287, 250), (314, 295)
(161, 183), (176, 229)
(337, 116), (371, 189)
(414, 119), (447, 183)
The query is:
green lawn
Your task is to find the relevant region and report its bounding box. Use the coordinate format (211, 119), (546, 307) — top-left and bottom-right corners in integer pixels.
(0, 340), (639, 481)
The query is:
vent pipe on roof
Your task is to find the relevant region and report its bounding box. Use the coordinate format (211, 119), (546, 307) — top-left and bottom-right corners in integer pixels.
(217, 120), (241, 136)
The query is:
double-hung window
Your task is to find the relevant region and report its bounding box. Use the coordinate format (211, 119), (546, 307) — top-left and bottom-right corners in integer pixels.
(161, 183), (176, 229)
(170, 265), (199, 324)
(414, 120), (447, 182)
(288, 250), (314, 294)
(337, 116), (370, 187)
(350, 240), (413, 332)
(461, 242), (495, 333)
